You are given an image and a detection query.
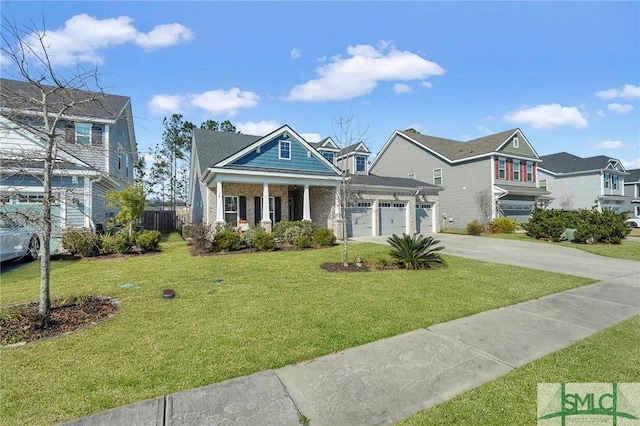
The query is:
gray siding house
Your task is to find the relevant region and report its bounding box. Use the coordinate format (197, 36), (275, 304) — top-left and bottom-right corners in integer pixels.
(537, 152), (629, 213)
(0, 78), (137, 250)
(188, 125), (441, 237)
(370, 128), (548, 229)
(623, 169), (640, 218)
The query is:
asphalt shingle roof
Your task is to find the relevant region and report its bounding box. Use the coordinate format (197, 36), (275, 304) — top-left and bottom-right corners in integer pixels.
(625, 168), (640, 183)
(350, 173), (441, 191)
(192, 129), (261, 175)
(1, 78), (130, 121)
(397, 128), (518, 161)
(539, 152), (622, 174)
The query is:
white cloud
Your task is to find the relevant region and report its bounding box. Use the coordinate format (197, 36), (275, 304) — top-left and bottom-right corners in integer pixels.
(596, 84), (640, 100)
(20, 14), (192, 66)
(503, 104), (588, 130)
(290, 48), (303, 60)
(393, 83), (413, 94)
(300, 133), (322, 142)
(285, 43), (446, 101)
(420, 81), (433, 89)
(591, 140), (626, 150)
(596, 109), (606, 117)
(621, 158), (640, 169)
(477, 125), (493, 135)
(236, 120), (281, 136)
(189, 88), (259, 117)
(147, 94), (186, 115)
(607, 103), (634, 114)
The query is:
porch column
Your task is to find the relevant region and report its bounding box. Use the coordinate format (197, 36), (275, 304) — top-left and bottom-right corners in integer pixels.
(261, 182), (272, 232)
(303, 184), (311, 221)
(215, 181), (225, 225)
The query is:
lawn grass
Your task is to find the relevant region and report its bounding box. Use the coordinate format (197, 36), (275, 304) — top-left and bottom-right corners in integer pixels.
(399, 314), (640, 425)
(0, 234), (595, 425)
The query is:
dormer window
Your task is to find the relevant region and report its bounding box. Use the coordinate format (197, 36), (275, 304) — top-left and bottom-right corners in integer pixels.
(322, 152), (335, 164)
(279, 140), (291, 160)
(355, 155), (366, 173)
(75, 123), (91, 144)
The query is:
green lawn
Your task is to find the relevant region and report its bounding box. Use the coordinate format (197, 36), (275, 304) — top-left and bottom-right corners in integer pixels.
(400, 314), (640, 425)
(0, 234), (595, 425)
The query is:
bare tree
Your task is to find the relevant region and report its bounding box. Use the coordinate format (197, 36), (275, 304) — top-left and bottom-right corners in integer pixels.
(474, 189), (493, 231)
(332, 113), (368, 267)
(557, 192), (575, 210)
(1, 16), (106, 321)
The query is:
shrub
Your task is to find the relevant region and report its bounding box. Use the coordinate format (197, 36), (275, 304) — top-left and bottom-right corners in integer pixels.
(135, 230), (162, 252)
(190, 224), (213, 254)
(100, 234), (119, 254)
(489, 217), (517, 234)
(312, 227), (336, 247)
(181, 224), (193, 239)
(295, 235), (313, 249)
(240, 226), (258, 249)
(62, 228), (101, 257)
(387, 233), (446, 269)
(366, 256), (393, 270)
(111, 232), (134, 254)
(466, 220), (484, 236)
(254, 229), (276, 251)
(212, 230), (243, 252)
(521, 209), (572, 242)
(274, 220), (317, 244)
(573, 208), (629, 244)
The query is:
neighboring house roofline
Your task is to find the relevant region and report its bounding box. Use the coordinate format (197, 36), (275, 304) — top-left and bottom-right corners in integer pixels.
(538, 167), (629, 178)
(0, 107), (118, 125)
(538, 152), (629, 175)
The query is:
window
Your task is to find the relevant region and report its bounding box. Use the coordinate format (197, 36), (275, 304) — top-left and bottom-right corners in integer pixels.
(322, 152), (335, 163)
(117, 147), (124, 170)
(539, 179), (547, 191)
(393, 203), (406, 208)
(357, 202), (372, 208)
(604, 173), (610, 189)
(513, 160), (520, 181)
(224, 196), (238, 226)
(408, 173), (416, 180)
(498, 158), (506, 179)
(526, 162), (533, 181)
(355, 155), (366, 173)
(613, 175), (619, 190)
(513, 137), (519, 148)
(75, 123), (91, 144)
(279, 140), (291, 160)
(433, 168), (442, 185)
(636, 206), (640, 217)
(379, 202), (391, 208)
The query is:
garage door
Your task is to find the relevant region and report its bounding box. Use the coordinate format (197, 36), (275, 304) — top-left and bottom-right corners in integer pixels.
(346, 202), (373, 237)
(416, 203), (433, 233)
(379, 202), (406, 235)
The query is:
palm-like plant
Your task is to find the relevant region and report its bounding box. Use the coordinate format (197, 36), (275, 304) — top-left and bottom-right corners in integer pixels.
(387, 234), (446, 269)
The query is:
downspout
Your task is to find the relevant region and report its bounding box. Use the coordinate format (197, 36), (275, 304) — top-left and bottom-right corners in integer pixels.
(88, 174), (103, 233)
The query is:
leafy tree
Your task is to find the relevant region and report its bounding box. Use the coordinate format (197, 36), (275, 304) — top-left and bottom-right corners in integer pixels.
(106, 185), (146, 236)
(1, 16), (107, 322)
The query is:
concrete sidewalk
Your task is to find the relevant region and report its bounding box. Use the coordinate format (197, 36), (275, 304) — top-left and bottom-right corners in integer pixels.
(62, 236), (640, 426)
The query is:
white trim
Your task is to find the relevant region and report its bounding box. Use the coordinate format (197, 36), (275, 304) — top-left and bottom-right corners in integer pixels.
(201, 167), (343, 185)
(278, 140), (291, 160)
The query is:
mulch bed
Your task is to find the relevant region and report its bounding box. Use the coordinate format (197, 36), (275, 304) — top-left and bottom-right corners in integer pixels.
(0, 296), (119, 347)
(320, 262), (371, 272)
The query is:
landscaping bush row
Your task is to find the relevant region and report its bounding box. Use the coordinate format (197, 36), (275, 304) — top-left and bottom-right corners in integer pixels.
(466, 217), (517, 235)
(521, 208), (629, 244)
(62, 228), (162, 257)
(187, 221), (337, 255)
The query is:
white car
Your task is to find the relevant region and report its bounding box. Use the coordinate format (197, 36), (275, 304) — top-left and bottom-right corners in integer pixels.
(0, 216), (40, 263)
(625, 218), (640, 228)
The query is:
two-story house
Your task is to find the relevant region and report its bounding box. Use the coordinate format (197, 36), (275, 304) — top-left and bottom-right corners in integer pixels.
(0, 78), (137, 246)
(370, 128), (548, 229)
(188, 125), (441, 238)
(623, 169), (640, 218)
(537, 152), (629, 213)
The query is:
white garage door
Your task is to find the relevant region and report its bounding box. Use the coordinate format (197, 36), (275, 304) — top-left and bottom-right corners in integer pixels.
(379, 202), (406, 235)
(416, 203), (433, 233)
(346, 202), (373, 237)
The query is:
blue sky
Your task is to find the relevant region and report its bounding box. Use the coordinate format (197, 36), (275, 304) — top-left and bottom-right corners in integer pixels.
(2, 1), (639, 168)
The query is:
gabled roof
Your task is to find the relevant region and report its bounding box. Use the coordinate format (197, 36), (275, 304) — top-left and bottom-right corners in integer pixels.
(371, 128), (539, 168)
(310, 137), (340, 151)
(0, 78), (130, 122)
(340, 141), (370, 156)
(192, 129), (261, 175)
(539, 152), (628, 174)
